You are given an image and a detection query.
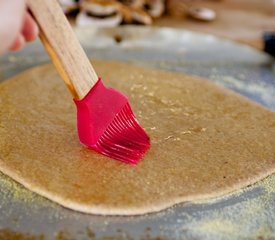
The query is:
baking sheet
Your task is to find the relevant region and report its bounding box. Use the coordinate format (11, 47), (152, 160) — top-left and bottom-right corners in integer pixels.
(0, 26), (274, 240)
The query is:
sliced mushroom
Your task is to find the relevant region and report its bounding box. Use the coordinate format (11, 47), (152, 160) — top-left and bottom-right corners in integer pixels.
(76, 0), (123, 27)
(119, 5), (152, 25)
(166, 0), (216, 21)
(118, 0), (145, 9)
(59, 0), (79, 14)
(188, 7), (216, 21)
(80, 0), (120, 15)
(76, 11), (123, 27)
(131, 8), (152, 24)
(119, 0), (164, 18)
(144, 0), (165, 18)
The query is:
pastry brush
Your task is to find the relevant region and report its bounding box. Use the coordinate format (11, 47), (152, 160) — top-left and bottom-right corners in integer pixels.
(27, 0), (150, 164)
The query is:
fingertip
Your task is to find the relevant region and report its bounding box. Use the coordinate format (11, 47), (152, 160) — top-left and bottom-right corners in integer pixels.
(22, 13), (39, 42)
(9, 35), (26, 51)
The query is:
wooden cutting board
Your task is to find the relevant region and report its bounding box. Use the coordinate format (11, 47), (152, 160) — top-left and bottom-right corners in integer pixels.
(155, 0), (275, 49)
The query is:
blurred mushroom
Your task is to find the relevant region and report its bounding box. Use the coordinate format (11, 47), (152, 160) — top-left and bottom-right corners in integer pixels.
(59, 0), (79, 14)
(119, 4), (152, 25)
(119, 0), (164, 18)
(166, 0), (216, 22)
(188, 7), (216, 21)
(131, 7), (152, 24)
(118, 0), (145, 9)
(76, 0), (123, 27)
(144, 0), (164, 18)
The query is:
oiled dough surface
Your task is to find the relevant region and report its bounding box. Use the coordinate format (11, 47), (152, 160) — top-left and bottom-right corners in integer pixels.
(0, 60), (275, 215)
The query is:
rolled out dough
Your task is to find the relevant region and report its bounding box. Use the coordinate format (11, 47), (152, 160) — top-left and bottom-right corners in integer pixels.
(0, 60), (275, 215)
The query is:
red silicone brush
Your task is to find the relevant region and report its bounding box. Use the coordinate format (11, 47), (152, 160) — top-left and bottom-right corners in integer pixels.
(27, 0), (150, 164)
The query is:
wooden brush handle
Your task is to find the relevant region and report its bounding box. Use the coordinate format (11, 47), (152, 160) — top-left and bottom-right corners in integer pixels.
(27, 0), (98, 99)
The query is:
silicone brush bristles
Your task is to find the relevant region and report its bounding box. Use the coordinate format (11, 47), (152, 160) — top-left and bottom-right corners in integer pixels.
(74, 78), (150, 164)
(96, 103), (150, 164)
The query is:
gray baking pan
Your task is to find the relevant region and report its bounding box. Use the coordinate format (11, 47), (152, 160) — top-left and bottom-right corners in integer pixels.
(0, 26), (274, 240)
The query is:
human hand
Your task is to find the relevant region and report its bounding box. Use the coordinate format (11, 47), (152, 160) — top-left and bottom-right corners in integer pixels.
(0, 0), (39, 53)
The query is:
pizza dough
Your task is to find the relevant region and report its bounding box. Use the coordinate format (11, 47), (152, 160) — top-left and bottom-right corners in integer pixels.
(0, 60), (275, 215)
